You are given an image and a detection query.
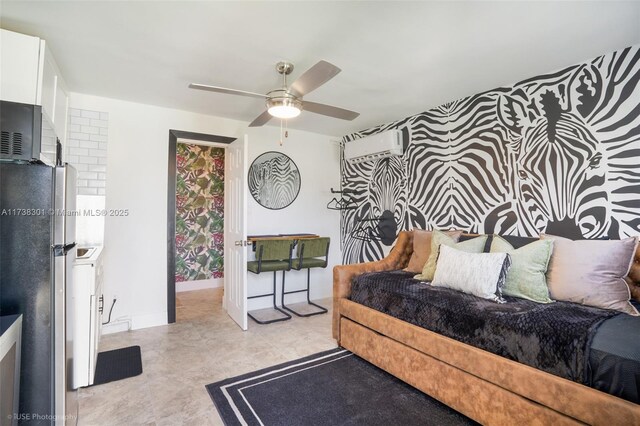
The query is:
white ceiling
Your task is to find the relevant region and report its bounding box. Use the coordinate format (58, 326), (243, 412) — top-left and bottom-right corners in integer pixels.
(2, 1), (639, 137)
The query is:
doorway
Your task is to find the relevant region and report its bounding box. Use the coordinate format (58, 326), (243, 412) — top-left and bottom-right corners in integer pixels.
(166, 130), (235, 324)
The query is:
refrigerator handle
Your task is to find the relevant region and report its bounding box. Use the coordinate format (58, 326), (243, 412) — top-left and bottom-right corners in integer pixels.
(54, 243), (77, 256)
(56, 139), (62, 166)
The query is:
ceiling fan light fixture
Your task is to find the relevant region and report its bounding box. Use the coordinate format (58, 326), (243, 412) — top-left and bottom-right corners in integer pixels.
(267, 97), (302, 119)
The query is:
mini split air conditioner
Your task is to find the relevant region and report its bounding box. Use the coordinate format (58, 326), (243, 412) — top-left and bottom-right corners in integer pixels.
(343, 129), (403, 164)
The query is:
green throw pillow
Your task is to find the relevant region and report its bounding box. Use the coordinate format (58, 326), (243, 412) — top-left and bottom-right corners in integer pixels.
(490, 235), (554, 303)
(414, 230), (487, 281)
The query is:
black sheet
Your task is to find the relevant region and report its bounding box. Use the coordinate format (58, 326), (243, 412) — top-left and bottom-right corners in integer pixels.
(588, 301), (640, 403)
(348, 271), (640, 402)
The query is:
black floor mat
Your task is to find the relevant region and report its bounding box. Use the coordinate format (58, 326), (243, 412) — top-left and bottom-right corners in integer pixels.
(91, 345), (143, 386)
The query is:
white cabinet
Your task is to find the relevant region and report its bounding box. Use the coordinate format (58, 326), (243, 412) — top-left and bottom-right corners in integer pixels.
(0, 30), (40, 105)
(0, 29), (69, 150)
(40, 44), (69, 146)
(72, 247), (104, 389)
(0, 315), (22, 426)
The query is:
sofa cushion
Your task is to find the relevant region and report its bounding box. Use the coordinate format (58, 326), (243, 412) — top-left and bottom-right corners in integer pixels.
(414, 230), (487, 281)
(541, 234), (639, 315)
(432, 245), (511, 302)
(404, 229), (462, 273)
(490, 235), (554, 303)
(500, 235), (540, 249)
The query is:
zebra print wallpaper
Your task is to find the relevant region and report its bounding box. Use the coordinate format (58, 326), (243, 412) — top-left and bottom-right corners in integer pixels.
(341, 45), (640, 263)
(248, 151), (301, 210)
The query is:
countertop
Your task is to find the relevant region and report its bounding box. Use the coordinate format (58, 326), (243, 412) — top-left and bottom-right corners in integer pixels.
(75, 245), (104, 265)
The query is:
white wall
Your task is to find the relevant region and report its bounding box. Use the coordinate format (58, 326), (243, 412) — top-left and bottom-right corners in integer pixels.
(68, 92), (340, 332)
(245, 128), (342, 311)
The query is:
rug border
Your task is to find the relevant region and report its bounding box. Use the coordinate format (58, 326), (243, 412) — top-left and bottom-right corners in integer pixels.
(206, 347), (345, 425)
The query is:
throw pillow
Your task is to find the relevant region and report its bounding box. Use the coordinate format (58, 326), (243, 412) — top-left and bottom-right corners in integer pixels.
(490, 235), (554, 303)
(432, 245), (511, 302)
(404, 229), (463, 273)
(414, 230), (487, 281)
(541, 234), (639, 316)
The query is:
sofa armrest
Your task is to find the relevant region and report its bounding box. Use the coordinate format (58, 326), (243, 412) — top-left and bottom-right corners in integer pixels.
(626, 243), (640, 302)
(332, 230), (414, 341)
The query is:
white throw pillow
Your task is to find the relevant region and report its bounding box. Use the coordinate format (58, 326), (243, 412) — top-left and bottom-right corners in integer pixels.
(432, 245), (512, 302)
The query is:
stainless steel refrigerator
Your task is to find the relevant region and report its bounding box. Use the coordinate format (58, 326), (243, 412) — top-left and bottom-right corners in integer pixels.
(0, 103), (78, 425)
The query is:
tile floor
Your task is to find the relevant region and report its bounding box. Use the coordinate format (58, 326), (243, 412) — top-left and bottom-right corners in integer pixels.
(77, 288), (336, 425)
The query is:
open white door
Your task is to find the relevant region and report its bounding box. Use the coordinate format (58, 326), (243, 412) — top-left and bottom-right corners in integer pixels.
(224, 134), (248, 330)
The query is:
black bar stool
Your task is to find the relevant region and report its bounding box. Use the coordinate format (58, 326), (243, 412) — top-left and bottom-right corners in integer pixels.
(282, 237), (330, 317)
(247, 239), (293, 324)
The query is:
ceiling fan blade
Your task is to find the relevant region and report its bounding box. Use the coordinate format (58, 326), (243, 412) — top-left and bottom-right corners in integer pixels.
(248, 110), (272, 127)
(303, 101), (360, 121)
(188, 83), (267, 99)
(289, 60), (341, 97)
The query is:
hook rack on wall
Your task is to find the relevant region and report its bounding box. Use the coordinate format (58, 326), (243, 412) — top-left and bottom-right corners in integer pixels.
(350, 216), (385, 242)
(326, 188), (358, 210)
(349, 210), (398, 245)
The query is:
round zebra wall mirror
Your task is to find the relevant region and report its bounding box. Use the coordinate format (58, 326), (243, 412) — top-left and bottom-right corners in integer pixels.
(248, 151), (301, 210)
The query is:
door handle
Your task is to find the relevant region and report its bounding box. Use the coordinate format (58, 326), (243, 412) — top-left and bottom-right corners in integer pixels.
(235, 240), (249, 246)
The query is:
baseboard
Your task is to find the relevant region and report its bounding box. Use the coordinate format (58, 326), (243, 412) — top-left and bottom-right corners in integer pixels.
(176, 278), (223, 292)
(101, 321), (130, 335)
(101, 311), (167, 335)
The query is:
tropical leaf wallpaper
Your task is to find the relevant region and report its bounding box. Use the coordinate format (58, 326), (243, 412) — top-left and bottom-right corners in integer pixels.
(175, 143), (225, 282)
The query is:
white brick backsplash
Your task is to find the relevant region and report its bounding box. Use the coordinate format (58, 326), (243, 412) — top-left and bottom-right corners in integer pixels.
(89, 134), (107, 142)
(70, 148), (89, 156)
(80, 141), (99, 149)
(67, 108), (108, 195)
(90, 119), (108, 128)
(80, 125), (99, 134)
(69, 132), (89, 140)
(79, 172), (98, 181)
(70, 116), (90, 126)
(79, 187), (98, 195)
(81, 110), (100, 119)
(89, 149), (107, 157)
(80, 156), (98, 164)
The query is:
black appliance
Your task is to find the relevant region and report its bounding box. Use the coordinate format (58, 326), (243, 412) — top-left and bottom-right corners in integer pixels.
(0, 101), (42, 163)
(0, 100), (78, 425)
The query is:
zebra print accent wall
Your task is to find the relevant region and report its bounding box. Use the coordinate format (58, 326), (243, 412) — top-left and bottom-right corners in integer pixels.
(341, 45), (640, 263)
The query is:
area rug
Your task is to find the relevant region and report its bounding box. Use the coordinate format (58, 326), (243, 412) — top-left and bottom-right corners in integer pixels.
(91, 345), (143, 386)
(206, 348), (476, 426)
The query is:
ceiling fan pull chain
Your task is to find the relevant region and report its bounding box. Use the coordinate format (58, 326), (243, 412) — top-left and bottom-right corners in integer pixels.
(279, 119), (284, 146)
(285, 120), (289, 138)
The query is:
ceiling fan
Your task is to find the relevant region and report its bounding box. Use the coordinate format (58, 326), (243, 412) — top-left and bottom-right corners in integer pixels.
(189, 60), (360, 127)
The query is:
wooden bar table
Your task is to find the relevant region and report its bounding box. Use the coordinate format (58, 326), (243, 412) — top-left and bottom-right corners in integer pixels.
(246, 234), (319, 251)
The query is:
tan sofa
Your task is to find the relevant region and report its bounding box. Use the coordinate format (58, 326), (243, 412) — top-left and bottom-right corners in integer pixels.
(333, 231), (640, 426)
